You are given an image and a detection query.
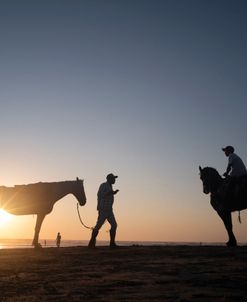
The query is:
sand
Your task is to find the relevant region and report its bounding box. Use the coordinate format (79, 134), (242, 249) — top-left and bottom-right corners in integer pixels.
(0, 245), (247, 301)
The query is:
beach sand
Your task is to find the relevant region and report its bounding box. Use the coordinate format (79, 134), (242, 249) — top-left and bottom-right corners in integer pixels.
(0, 245), (247, 301)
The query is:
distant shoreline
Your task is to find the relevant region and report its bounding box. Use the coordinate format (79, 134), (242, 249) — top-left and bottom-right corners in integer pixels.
(1, 238), (247, 249)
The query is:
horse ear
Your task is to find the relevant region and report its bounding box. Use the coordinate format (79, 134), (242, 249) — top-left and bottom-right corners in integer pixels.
(199, 166), (202, 172)
(76, 177), (79, 181)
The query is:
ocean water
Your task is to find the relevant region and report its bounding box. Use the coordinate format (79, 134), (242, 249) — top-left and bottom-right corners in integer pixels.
(0, 238), (229, 249)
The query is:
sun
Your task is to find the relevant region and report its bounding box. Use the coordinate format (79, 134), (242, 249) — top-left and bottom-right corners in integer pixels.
(0, 209), (13, 226)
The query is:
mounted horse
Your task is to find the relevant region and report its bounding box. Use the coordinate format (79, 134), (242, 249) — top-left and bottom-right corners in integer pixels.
(0, 178), (86, 248)
(199, 166), (247, 246)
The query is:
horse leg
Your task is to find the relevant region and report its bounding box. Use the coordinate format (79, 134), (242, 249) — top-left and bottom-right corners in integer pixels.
(32, 213), (46, 248)
(218, 211), (237, 246)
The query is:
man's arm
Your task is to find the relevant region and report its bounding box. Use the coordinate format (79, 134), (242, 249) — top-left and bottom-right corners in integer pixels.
(105, 189), (119, 196)
(223, 164), (232, 177)
(98, 183), (119, 198)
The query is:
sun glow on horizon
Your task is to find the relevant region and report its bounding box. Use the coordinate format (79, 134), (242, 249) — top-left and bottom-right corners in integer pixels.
(0, 209), (13, 226)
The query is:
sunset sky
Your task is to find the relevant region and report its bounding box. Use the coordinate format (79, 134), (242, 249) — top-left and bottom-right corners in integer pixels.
(1, 0), (247, 244)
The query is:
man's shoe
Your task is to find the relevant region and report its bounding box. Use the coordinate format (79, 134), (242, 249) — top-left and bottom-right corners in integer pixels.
(109, 242), (118, 249)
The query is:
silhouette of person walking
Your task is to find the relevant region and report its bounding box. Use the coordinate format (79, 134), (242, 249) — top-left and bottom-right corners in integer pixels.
(56, 232), (61, 248)
(88, 173), (119, 249)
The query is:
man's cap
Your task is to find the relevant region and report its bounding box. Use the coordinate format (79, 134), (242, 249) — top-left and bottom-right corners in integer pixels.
(222, 146), (234, 153)
(106, 173), (118, 180)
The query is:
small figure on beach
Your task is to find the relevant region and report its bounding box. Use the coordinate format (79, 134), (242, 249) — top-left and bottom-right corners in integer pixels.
(88, 173), (119, 249)
(56, 232), (61, 248)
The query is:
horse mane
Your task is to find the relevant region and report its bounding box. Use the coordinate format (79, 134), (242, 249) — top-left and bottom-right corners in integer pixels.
(0, 180), (79, 191)
(202, 167), (222, 178)
(201, 167), (224, 183)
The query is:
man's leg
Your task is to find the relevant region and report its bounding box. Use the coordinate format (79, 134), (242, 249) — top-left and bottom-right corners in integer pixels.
(107, 212), (117, 247)
(88, 212), (106, 248)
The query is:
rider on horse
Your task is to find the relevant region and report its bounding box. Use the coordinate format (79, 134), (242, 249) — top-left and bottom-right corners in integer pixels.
(222, 146), (247, 201)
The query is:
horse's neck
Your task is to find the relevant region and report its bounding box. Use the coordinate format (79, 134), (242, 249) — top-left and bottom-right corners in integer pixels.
(216, 176), (224, 186)
(210, 174), (223, 194)
(53, 181), (77, 199)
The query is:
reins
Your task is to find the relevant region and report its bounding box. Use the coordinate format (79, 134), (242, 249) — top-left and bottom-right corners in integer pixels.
(76, 203), (93, 230)
(76, 203), (109, 232)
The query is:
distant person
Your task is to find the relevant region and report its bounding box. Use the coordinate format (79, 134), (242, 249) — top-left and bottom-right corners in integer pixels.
(88, 173), (119, 249)
(56, 232), (61, 248)
(222, 146), (247, 198)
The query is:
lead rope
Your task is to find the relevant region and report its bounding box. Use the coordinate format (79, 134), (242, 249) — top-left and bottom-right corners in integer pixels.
(76, 203), (93, 230)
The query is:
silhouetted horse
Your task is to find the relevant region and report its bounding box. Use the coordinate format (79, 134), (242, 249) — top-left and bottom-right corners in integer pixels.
(199, 166), (247, 246)
(0, 178), (86, 248)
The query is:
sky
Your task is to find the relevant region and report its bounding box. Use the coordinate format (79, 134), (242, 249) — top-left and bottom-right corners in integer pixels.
(1, 0), (247, 244)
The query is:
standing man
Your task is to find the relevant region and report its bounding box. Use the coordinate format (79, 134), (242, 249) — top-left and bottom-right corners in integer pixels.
(88, 173), (119, 249)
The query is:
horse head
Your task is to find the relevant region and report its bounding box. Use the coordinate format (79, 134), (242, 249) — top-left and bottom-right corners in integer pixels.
(199, 166), (222, 194)
(74, 177), (87, 206)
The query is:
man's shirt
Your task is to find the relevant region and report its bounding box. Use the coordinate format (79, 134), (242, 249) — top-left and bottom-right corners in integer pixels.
(97, 182), (114, 211)
(228, 153), (247, 177)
